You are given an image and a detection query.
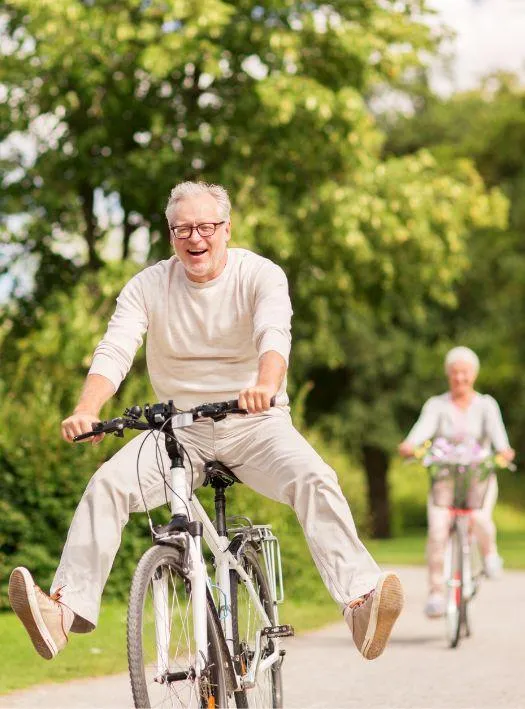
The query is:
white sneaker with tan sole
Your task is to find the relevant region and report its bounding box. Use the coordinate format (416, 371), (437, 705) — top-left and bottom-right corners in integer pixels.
(8, 566), (74, 660)
(344, 572), (404, 660)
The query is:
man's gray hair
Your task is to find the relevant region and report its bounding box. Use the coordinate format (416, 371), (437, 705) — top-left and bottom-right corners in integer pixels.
(165, 181), (231, 221)
(444, 346), (480, 375)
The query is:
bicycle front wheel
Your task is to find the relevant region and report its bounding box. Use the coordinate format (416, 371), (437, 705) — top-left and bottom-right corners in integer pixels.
(230, 543), (283, 709)
(444, 527), (463, 649)
(128, 544), (228, 708)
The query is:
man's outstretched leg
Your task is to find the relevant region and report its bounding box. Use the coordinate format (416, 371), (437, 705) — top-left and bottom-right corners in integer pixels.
(8, 427), (207, 657)
(215, 407), (404, 660)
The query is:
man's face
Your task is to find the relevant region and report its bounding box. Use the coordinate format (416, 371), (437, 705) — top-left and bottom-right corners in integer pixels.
(167, 194), (231, 282)
(447, 361), (477, 396)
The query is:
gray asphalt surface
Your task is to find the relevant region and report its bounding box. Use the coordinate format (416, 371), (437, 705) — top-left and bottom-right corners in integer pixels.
(1, 566), (524, 708)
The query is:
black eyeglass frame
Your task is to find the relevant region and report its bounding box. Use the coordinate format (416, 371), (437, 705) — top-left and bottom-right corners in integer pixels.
(168, 221), (226, 240)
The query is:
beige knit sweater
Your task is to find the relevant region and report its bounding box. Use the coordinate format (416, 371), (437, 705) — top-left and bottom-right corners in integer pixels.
(89, 248), (293, 410)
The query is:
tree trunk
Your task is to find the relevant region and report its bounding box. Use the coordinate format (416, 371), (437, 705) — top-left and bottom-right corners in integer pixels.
(122, 213), (133, 261)
(80, 184), (101, 269)
(361, 444), (391, 539)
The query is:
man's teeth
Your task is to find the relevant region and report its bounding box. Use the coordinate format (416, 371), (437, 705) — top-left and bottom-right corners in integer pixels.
(189, 249), (207, 255)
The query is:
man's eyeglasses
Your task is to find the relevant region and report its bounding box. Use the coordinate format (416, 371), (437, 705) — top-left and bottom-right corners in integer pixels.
(169, 221), (225, 240)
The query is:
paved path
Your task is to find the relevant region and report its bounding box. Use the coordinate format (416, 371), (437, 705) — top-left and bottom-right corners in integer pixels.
(1, 566), (524, 708)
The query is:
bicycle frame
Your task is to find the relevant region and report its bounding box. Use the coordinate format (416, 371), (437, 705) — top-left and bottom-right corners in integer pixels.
(445, 509), (480, 601)
(151, 442), (282, 691)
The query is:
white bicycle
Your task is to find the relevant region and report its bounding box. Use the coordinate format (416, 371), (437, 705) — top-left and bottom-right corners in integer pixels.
(75, 399), (293, 708)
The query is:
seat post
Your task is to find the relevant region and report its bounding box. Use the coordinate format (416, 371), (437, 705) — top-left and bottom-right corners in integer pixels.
(202, 460), (240, 538)
(212, 481), (228, 538)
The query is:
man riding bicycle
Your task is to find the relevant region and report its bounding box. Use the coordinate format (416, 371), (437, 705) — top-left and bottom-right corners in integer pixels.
(9, 181), (403, 663)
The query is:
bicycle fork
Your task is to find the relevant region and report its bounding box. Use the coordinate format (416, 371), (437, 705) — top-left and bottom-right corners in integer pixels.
(152, 460), (209, 682)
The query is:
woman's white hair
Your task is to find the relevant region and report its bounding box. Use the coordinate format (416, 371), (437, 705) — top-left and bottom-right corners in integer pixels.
(165, 181), (231, 221)
(444, 346), (480, 375)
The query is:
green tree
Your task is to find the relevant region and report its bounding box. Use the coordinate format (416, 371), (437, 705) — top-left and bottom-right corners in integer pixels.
(290, 153), (507, 536)
(1, 0), (437, 289)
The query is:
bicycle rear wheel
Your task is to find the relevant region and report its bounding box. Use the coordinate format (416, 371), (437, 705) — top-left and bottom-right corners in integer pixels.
(230, 543), (283, 708)
(128, 544), (228, 708)
(444, 527), (463, 649)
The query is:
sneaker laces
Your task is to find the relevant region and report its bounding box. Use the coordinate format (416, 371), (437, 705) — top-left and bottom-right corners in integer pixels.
(35, 584), (72, 639)
(35, 584), (66, 607)
(347, 590), (374, 614)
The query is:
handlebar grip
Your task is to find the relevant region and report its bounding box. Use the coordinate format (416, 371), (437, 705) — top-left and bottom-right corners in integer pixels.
(73, 430), (99, 442)
(230, 397), (276, 407)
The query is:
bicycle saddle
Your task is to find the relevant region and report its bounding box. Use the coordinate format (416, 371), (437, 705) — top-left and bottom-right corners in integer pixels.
(203, 460), (241, 487)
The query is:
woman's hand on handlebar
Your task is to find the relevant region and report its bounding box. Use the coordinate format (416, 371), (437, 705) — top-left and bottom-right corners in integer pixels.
(61, 411), (105, 445)
(398, 441), (416, 458)
(499, 447), (516, 463)
(238, 385), (276, 414)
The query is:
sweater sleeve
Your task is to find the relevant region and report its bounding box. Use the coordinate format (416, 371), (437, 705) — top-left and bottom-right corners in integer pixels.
(252, 261), (292, 364)
(405, 397), (441, 446)
(88, 274), (149, 392)
(483, 395), (511, 451)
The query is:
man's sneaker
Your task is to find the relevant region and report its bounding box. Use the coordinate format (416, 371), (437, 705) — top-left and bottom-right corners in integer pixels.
(344, 572), (404, 660)
(484, 553), (503, 579)
(424, 592), (445, 618)
(8, 567), (74, 660)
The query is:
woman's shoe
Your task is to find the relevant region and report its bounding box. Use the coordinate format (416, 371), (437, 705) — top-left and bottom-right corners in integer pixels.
(424, 592), (445, 618)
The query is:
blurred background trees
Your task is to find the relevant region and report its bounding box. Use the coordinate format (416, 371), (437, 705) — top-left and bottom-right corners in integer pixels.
(1, 0), (524, 598)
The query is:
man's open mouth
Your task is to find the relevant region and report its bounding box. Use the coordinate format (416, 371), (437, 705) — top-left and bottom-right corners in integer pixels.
(188, 249), (207, 256)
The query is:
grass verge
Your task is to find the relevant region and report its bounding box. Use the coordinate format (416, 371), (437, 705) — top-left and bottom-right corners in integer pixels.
(0, 595), (341, 695)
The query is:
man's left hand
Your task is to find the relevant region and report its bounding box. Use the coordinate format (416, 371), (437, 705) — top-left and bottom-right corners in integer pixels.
(238, 385), (275, 414)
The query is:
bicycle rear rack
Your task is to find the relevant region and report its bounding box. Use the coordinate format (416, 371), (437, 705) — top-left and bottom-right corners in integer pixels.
(227, 517), (284, 605)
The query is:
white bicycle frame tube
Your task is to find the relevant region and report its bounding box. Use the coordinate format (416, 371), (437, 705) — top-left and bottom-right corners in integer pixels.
(170, 463), (189, 518)
(458, 516), (474, 600)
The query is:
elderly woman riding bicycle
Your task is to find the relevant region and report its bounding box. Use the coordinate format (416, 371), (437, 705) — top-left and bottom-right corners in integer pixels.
(399, 346), (515, 618)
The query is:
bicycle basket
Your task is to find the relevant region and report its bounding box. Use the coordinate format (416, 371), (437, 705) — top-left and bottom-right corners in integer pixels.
(430, 465), (492, 509)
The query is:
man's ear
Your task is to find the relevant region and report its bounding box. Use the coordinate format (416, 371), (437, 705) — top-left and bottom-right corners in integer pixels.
(225, 219), (232, 242)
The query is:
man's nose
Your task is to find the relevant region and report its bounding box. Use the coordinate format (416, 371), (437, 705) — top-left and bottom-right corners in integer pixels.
(188, 228), (203, 242)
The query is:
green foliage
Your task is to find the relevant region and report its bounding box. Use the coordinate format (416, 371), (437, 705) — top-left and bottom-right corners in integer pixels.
(384, 73), (525, 461)
(0, 264), (155, 606)
(1, 0), (437, 288)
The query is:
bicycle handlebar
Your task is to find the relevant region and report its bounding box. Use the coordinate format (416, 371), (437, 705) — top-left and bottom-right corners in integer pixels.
(72, 397), (276, 442)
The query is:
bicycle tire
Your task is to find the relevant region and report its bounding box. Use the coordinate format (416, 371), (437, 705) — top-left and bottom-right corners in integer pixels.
(445, 527), (463, 649)
(230, 543), (283, 708)
(127, 543), (228, 708)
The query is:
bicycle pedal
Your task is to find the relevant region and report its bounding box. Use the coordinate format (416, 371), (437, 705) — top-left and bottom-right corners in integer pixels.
(261, 624), (294, 638)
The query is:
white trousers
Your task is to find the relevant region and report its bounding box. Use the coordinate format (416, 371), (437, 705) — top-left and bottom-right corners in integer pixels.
(51, 407), (380, 631)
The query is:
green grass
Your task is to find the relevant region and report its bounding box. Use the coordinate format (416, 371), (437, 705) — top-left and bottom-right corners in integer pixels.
(0, 601), (128, 694)
(365, 529), (525, 569)
(0, 595), (341, 695)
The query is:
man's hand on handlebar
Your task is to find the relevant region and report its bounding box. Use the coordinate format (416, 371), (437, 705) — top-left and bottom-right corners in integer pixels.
(238, 385), (275, 414)
(62, 411), (105, 445)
